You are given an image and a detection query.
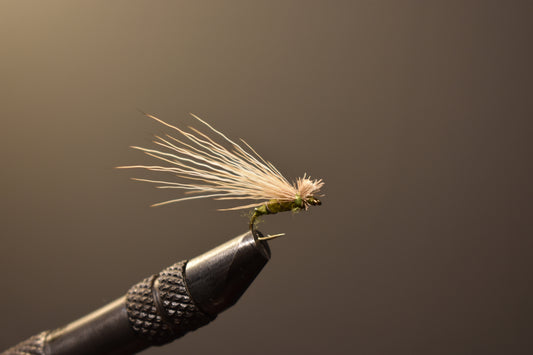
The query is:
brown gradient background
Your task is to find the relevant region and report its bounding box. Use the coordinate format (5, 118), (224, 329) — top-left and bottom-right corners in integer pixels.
(1, 1), (532, 354)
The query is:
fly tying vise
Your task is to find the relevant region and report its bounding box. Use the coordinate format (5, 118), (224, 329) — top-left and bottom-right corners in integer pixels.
(118, 113), (324, 240)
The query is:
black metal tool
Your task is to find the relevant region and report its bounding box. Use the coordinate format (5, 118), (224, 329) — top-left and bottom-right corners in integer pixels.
(2, 230), (271, 355)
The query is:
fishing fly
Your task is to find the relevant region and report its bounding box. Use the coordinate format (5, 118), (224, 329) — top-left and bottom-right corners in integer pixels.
(118, 113), (324, 239)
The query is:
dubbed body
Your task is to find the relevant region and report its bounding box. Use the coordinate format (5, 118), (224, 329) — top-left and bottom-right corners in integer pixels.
(249, 196), (321, 229)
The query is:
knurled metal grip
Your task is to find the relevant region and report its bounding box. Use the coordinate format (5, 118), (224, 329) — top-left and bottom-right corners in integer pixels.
(2, 231), (267, 355)
(125, 260), (214, 345)
(2, 332), (48, 355)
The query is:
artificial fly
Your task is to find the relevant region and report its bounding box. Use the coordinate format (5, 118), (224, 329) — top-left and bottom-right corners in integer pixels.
(118, 113), (324, 239)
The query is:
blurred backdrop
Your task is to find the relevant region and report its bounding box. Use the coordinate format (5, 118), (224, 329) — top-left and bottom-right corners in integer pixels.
(1, 1), (532, 354)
